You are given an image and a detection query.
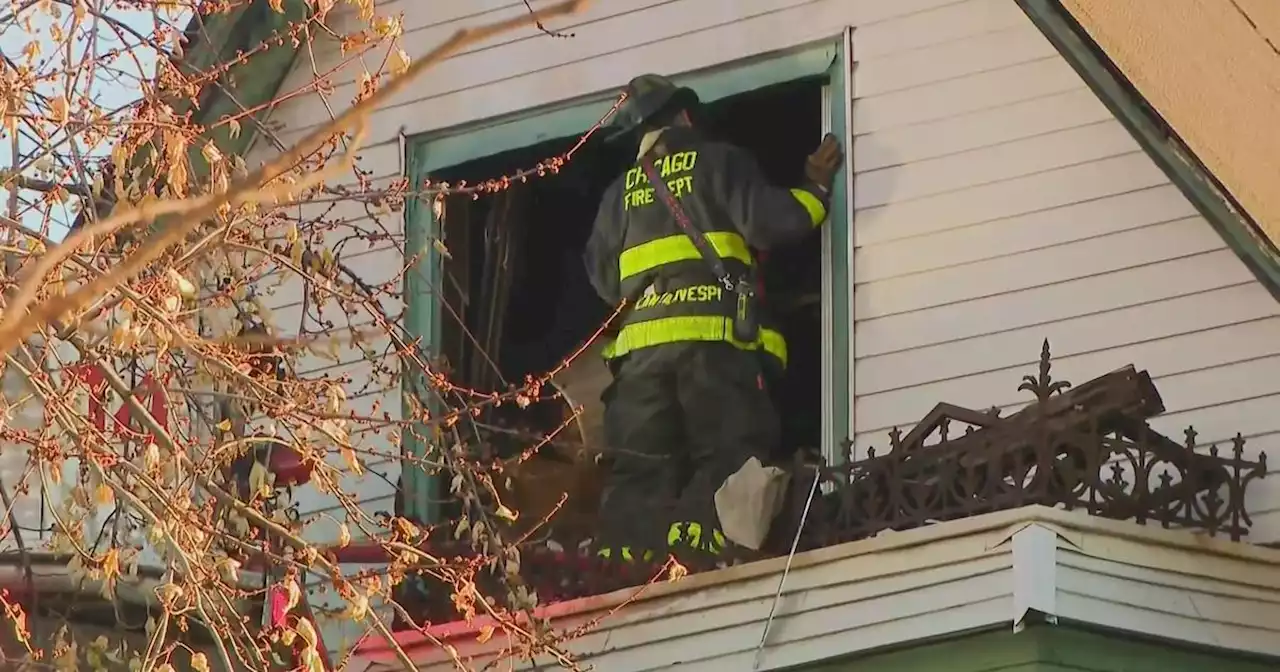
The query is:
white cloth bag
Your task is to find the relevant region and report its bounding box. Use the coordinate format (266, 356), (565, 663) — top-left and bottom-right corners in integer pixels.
(714, 456), (790, 550)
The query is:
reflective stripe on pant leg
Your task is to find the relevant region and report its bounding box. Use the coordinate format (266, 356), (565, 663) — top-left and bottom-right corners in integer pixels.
(598, 546), (655, 562)
(667, 521), (725, 555)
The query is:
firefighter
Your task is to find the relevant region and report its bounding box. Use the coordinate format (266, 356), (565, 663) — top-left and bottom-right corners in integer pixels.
(583, 74), (844, 561)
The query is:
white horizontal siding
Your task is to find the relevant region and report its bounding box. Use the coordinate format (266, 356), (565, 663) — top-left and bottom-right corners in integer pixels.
(358, 518), (1019, 672)
(1053, 541), (1280, 656)
(853, 88), (1115, 172)
(286, 399), (400, 531)
(267, 0), (973, 148)
(242, 54), (411, 537)
(238, 145), (406, 530)
(0, 351), (56, 551)
(848, 0), (1280, 542)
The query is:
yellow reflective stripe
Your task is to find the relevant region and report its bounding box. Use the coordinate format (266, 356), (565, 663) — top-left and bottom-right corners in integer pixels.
(668, 522), (725, 555)
(760, 329), (786, 365)
(789, 188), (827, 227)
(619, 231), (753, 281)
(606, 316), (787, 367)
(597, 546), (654, 562)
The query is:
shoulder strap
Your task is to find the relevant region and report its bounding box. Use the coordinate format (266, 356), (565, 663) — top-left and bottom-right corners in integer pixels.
(639, 155), (736, 291)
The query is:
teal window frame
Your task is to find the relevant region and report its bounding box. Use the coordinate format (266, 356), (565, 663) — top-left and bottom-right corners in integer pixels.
(401, 40), (852, 523)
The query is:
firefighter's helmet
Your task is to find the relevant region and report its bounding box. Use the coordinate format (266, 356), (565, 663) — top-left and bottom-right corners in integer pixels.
(607, 73), (699, 141)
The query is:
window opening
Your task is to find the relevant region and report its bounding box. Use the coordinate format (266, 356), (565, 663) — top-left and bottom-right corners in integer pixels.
(426, 77), (827, 545)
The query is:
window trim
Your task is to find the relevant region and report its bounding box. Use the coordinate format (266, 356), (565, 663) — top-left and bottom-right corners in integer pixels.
(822, 28), (854, 468)
(401, 39), (852, 523)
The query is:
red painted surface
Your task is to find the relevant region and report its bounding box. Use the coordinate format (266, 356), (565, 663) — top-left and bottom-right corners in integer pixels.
(266, 584), (290, 628)
(351, 591), (616, 663)
(316, 541), (622, 662)
(63, 364), (170, 442)
(264, 443), (313, 486)
(265, 582), (334, 672)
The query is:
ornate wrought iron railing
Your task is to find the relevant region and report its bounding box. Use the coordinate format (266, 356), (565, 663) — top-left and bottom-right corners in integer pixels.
(803, 340), (1266, 546)
(390, 341), (1268, 625)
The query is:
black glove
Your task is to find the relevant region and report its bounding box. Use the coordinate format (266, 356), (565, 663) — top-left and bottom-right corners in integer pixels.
(804, 133), (844, 195)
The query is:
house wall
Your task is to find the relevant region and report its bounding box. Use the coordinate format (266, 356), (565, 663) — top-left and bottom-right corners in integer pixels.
(246, 0), (1280, 552)
(845, 0), (1280, 543)
(0, 336), (60, 551)
(1049, 529), (1280, 655)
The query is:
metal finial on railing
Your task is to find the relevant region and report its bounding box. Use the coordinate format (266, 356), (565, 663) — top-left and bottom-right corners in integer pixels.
(1018, 339), (1072, 403)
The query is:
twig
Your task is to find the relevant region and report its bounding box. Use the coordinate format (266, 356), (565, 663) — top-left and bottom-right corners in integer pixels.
(0, 472), (37, 642)
(0, 2), (609, 669)
(524, 0), (576, 38)
(0, 0), (593, 361)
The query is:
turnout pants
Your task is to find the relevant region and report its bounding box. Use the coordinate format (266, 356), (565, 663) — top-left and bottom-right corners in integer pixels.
(595, 341), (781, 557)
